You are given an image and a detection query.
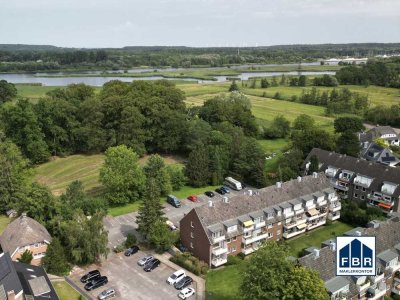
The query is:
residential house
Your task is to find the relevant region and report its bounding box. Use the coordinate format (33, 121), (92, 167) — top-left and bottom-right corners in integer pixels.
(360, 126), (400, 147)
(361, 143), (400, 167)
(303, 148), (400, 214)
(0, 252), (59, 300)
(0, 214), (52, 265)
(299, 217), (400, 300)
(180, 173), (341, 267)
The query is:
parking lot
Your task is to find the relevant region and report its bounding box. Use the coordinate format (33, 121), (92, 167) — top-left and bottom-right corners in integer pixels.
(70, 251), (197, 300)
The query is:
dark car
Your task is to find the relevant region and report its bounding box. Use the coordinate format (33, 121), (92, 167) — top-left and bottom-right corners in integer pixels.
(174, 276), (193, 290)
(215, 187), (226, 195)
(204, 191), (215, 198)
(167, 195), (181, 208)
(124, 245), (139, 256)
(84, 276), (108, 291)
(221, 186), (230, 194)
(143, 258), (160, 272)
(80, 270), (101, 283)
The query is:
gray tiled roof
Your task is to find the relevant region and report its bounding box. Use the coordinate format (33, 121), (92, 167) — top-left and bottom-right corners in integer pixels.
(0, 253), (23, 298)
(325, 277), (349, 294)
(303, 148), (400, 197)
(377, 249), (398, 263)
(194, 173), (331, 227)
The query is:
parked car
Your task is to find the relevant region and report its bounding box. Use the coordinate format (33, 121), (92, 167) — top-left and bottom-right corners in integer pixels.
(215, 187), (226, 195)
(221, 186), (230, 193)
(178, 287), (195, 299)
(174, 276), (193, 290)
(80, 270), (101, 283)
(137, 255), (154, 266)
(98, 287), (116, 300)
(187, 195), (197, 202)
(176, 242), (188, 252)
(166, 220), (178, 231)
(143, 258), (160, 272)
(167, 269), (186, 285)
(85, 276), (108, 291)
(204, 191), (215, 198)
(167, 195), (181, 208)
(124, 245), (139, 256)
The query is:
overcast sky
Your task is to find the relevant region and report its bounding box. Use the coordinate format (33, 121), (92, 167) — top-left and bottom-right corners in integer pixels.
(1, 0), (399, 48)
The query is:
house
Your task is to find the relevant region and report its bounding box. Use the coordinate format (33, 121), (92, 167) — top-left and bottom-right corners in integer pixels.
(360, 126), (400, 147)
(303, 148), (400, 214)
(0, 214), (52, 265)
(0, 252), (59, 300)
(179, 173), (341, 267)
(361, 143), (400, 167)
(299, 217), (400, 300)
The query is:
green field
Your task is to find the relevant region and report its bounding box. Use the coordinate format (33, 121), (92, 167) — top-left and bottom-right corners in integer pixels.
(205, 221), (353, 300)
(53, 281), (86, 300)
(0, 215), (11, 234)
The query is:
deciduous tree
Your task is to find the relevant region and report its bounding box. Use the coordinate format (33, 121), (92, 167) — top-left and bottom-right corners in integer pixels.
(42, 238), (70, 275)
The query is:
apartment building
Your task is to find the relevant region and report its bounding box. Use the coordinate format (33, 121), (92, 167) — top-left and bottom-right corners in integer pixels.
(303, 148), (400, 214)
(299, 217), (400, 300)
(180, 173), (341, 267)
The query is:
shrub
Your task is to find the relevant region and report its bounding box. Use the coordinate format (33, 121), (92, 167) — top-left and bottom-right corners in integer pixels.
(125, 233), (137, 248)
(238, 252), (246, 260)
(170, 252), (209, 275)
(273, 92), (282, 100)
(113, 244), (125, 253)
(226, 255), (243, 266)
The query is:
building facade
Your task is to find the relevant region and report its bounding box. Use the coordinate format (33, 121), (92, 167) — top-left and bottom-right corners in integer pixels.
(299, 217), (400, 300)
(303, 148), (400, 215)
(0, 214), (52, 266)
(359, 126), (400, 147)
(180, 173), (341, 267)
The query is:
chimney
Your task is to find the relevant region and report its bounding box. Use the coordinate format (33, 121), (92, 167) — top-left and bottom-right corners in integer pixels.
(7, 291), (16, 300)
(222, 197), (229, 203)
(355, 230), (362, 237)
(276, 181), (282, 189)
(21, 212), (27, 218)
(297, 176), (302, 183)
(313, 248), (320, 259)
(208, 201), (213, 208)
(329, 241), (336, 251)
(248, 190), (253, 196)
(312, 172), (318, 178)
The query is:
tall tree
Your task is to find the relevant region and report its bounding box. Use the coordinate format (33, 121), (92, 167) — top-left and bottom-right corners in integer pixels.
(0, 80), (17, 104)
(42, 238), (70, 276)
(136, 178), (166, 237)
(228, 80), (239, 92)
(18, 250), (33, 264)
(148, 220), (178, 253)
(337, 131), (360, 157)
(293, 114), (315, 131)
(265, 115), (291, 139)
(185, 143), (210, 187)
(143, 155), (172, 196)
(334, 116), (364, 133)
(240, 241), (329, 300)
(99, 145), (145, 205)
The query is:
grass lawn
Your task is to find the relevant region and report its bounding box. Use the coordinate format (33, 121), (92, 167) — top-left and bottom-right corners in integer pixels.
(286, 221), (353, 257)
(206, 262), (246, 300)
(53, 281), (86, 300)
(107, 184), (220, 217)
(258, 138), (290, 154)
(0, 215), (11, 234)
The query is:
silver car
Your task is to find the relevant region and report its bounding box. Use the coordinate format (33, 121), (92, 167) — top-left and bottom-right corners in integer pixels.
(98, 288), (116, 300)
(137, 255), (154, 266)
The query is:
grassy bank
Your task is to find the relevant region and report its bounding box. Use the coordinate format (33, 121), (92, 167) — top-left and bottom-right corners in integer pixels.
(0, 215), (11, 234)
(53, 281), (86, 300)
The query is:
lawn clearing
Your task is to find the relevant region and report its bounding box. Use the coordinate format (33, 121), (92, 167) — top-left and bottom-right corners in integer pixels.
(258, 138), (290, 154)
(286, 221), (353, 257)
(53, 281), (86, 300)
(0, 215), (11, 235)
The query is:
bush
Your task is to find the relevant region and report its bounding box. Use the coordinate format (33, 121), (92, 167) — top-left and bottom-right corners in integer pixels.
(238, 252), (246, 260)
(170, 252), (209, 275)
(113, 244), (125, 253)
(273, 92), (282, 100)
(226, 255), (243, 266)
(125, 233), (137, 248)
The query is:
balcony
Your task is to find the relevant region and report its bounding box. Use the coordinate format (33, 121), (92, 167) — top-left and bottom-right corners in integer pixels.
(284, 218), (306, 229)
(294, 208), (305, 215)
(329, 203), (341, 212)
(370, 272), (384, 284)
(357, 281), (370, 292)
(307, 220), (326, 230)
(254, 221), (266, 229)
(389, 262), (400, 273)
(212, 235), (226, 244)
(334, 182), (349, 191)
(243, 225), (254, 233)
(283, 211), (294, 219)
(328, 213), (340, 221)
(242, 233), (268, 245)
(242, 247), (255, 255)
(317, 200), (327, 207)
(283, 228), (306, 239)
(211, 257), (228, 267)
(212, 246), (228, 256)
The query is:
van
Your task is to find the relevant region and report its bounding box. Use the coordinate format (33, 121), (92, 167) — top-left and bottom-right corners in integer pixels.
(167, 195), (181, 208)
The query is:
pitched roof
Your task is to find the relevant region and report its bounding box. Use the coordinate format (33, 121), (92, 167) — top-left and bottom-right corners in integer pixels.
(194, 173), (331, 227)
(370, 126), (398, 138)
(0, 253), (23, 297)
(0, 214), (51, 256)
(303, 148), (400, 197)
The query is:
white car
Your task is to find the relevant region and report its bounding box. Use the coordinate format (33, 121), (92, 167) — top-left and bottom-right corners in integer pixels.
(98, 288), (116, 300)
(178, 287), (195, 299)
(137, 255), (154, 266)
(166, 269), (186, 285)
(166, 220), (177, 231)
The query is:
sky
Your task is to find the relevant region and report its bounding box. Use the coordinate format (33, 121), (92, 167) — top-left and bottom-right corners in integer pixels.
(1, 0), (399, 48)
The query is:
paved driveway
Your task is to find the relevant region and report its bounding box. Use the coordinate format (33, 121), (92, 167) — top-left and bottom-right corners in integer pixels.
(70, 251), (195, 300)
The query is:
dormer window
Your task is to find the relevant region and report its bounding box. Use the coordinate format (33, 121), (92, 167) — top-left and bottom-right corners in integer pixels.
(381, 182), (398, 195)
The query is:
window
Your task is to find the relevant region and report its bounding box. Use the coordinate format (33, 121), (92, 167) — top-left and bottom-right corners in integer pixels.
(231, 246), (236, 253)
(190, 242), (194, 249)
(355, 185), (359, 190)
(226, 238), (231, 243)
(268, 232), (273, 238)
(191, 221), (194, 228)
(267, 223), (272, 229)
(232, 236), (237, 241)
(190, 232), (194, 238)
(354, 193), (358, 198)
(362, 187), (366, 192)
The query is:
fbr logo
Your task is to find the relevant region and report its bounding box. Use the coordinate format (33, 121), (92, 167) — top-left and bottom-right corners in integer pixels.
(336, 236), (375, 276)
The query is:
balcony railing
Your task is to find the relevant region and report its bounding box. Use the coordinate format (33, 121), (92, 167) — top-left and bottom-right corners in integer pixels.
(211, 257), (228, 267)
(254, 221), (266, 229)
(283, 228), (306, 239)
(328, 213), (340, 221)
(329, 203), (341, 212)
(283, 211), (294, 218)
(242, 247), (254, 255)
(307, 220), (326, 230)
(356, 280), (370, 292)
(212, 246), (228, 256)
(243, 226), (254, 233)
(242, 233), (268, 245)
(211, 235), (226, 244)
(317, 200), (327, 207)
(294, 208), (305, 215)
(370, 272), (384, 284)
